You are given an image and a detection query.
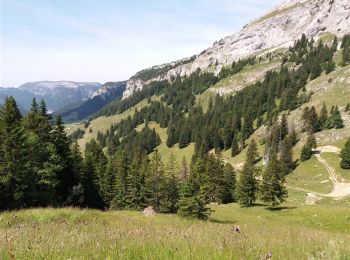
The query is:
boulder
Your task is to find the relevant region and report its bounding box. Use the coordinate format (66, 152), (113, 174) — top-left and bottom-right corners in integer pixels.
(305, 193), (322, 206)
(143, 206), (156, 216)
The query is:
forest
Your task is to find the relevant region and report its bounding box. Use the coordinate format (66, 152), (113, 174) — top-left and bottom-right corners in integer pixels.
(1, 35), (350, 218)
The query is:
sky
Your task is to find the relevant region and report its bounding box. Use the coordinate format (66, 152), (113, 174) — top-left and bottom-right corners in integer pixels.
(1, 0), (280, 87)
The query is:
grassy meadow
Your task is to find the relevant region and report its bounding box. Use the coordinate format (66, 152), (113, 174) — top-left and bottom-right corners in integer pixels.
(1, 193), (350, 260)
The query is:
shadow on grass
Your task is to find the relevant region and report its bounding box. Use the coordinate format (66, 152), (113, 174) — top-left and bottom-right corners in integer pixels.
(209, 218), (236, 224)
(266, 206), (297, 211)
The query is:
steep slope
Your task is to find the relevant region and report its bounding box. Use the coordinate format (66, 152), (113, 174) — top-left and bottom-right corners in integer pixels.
(59, 81), (126, 121)
(0, 81), (101, 112)
(123, 0), (350, 99)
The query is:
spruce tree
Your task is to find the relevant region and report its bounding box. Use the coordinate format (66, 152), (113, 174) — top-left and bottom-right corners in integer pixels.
(300, 132), (316, 161)
(326, 106), (344, 129)
(145, 150), (165, 211)
(236, 140), (259, 207)
(177, 181), (210, 220)
(345, 103), (350, 112)
(222, 163), (237, 203)
(111, 150), (129, 209)
(279, 136), (294, 175)
(241, 116), (254, 140)
(125, 161), (145, 209)
(231, 136), (240, 157)
(51, 115), (75, 203)
(260, 153), (288, 208)
(280, 114), (289, 140)
(67, 142), (85, 206)
(159, 153), (179, 213)
(340, 138), (350, 169)
(0, 97), (29, 209)
(179, 156), (189, 181)
(319, 103), (328, 129)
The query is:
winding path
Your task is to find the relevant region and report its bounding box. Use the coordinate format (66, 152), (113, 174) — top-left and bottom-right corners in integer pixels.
(289, 146), (350, 200)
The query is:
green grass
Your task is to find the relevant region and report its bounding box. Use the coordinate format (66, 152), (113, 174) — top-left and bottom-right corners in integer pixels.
(251, 1), (308, 26)
(65, 96), (159, 152)
(1, 203), (349, 259)
(137, 122), (194, 164)
(286, 156), (333, 194)
(318, 32), (336, 45)
(322, 152), (350, 182)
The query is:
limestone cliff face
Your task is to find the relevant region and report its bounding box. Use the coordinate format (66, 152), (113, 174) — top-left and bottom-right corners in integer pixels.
(123, 0), (350, 99)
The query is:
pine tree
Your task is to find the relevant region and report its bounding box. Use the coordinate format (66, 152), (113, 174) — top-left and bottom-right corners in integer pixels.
(145, 150), (165, 211)
(231, 136), (240, 157)
(236, 140), (259, 207)
(345, 103), (350, 112)
(247, 139), (259, 163)
(279, 136), (294, 175)
(0, 97), (30, 209)
(38, 98), (52, 142)
(51, 115), (75, 203)
(241, 116), (254, 140)
(177, 181), (210, 220)
(81, 153), (104, 208)
(67, 142), (85, 207)
(280, 114), (289, 140)
(179, 156), (189, 181)
(319, 103), (328, 129)
(159, 153), (179, 213)
(326, 106), (344, 129)
(300, 132), (316, 161)
(260, 153), (288, 208)
(331, 36), (338, 53)
(125, 161), (145, 210)
(223, 119), (233, 150)
(110, 150), (129, 209)
(221, 163), (236, 203)
(340, 137), (350, 169)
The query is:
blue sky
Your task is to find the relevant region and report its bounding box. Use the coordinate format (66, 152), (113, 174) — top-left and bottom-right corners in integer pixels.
(1, 0), (279, 87)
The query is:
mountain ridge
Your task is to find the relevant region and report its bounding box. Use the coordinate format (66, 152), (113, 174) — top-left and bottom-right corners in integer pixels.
(122, 0), (350, 99)
(0, 81), (101, 112)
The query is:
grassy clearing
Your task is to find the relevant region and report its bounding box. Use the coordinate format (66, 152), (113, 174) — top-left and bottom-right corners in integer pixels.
(286, 156), (333, 194)
(65, 96), (159, 151)
(318, 32), (336, 45)
(137, 122), (194, 164)
(1, 203), (349, 260)
(322, 152), (350, 182)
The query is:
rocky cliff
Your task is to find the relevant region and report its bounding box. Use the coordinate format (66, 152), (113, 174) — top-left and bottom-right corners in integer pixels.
(123, 0), (350, 99)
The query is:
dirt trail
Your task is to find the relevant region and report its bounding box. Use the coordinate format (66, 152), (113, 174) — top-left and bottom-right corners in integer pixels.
(289, 146), (350, 200)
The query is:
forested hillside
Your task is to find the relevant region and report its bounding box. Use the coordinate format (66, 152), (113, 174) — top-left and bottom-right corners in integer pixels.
(2, 35), (350, 216)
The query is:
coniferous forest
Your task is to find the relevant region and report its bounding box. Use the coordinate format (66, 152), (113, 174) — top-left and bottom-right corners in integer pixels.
(1, 35), (349, 219)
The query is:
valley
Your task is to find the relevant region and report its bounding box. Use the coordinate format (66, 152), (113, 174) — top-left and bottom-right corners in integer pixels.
(1, 0), (350, 259)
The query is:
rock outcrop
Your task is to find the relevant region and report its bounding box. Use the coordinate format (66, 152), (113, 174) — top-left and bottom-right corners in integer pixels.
(123, 0), (350, 99)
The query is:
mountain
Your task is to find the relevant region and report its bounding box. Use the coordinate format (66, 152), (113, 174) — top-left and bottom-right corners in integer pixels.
(0, 81), (101, 112)
(59, 81), (126, 121)
(123, 0), (350, 99)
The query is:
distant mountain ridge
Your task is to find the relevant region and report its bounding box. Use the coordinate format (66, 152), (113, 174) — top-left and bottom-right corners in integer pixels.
(59, 81), (127, 121)
(0, 81), (101, 112)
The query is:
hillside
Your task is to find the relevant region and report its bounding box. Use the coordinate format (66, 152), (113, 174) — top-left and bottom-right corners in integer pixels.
(65, 31), (350, 211)
(59, 81), (127, 122)
(122, 0), (350, 99)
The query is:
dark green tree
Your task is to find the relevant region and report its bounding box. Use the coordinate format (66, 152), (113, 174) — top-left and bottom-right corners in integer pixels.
(279, 136), (294, 175)
(236, 140), (260, 207)
(0, 97), (30, 209)
(340, 138), (350, 169)
(319, 103), (328, 129)
(260, 153), (288, 207)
